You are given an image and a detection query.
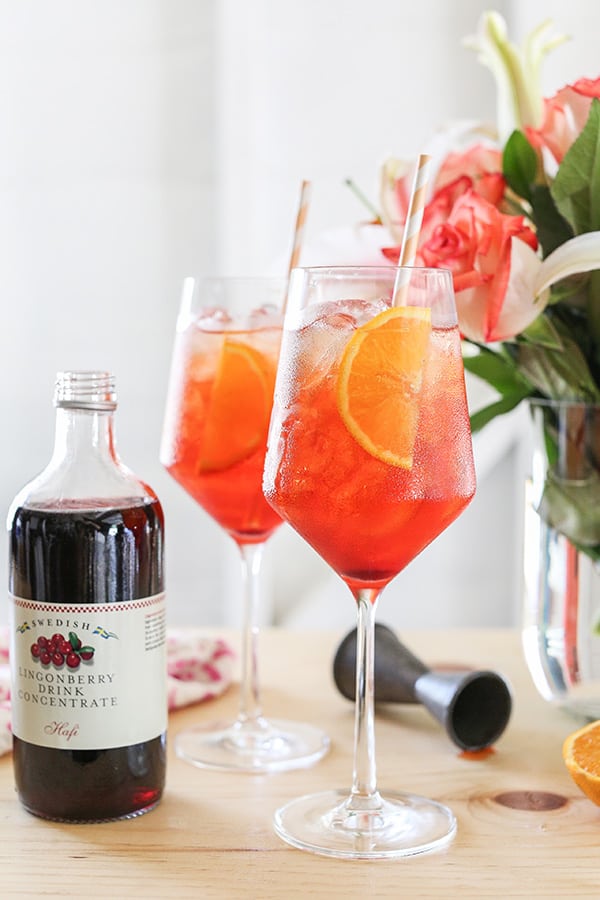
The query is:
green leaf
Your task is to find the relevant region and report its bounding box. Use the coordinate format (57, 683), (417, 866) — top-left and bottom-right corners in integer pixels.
(551, 98), (600, 234)
(515, 335), (600, 401)
(69, 632), (81, 651)
(463, 344), (534, 430)
(583, 544), (600, 564)
(470, 392), (531, 432)
(532, 402), (600, 562)
(529, 184), (574, 256)
(462, 344), (532, 395)
(547, 274), (591, 308)
(520, 313), (564, 350)
(503, 130), (537, 202)
(538, 471), (600, 547)
(589, 270), (600, 367)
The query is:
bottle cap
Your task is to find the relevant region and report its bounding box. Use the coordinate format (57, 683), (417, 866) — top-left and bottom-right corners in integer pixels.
(54, 371), (117, 411)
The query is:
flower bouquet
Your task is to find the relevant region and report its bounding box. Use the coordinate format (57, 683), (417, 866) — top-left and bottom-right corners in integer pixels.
(368, 11), (600, 560)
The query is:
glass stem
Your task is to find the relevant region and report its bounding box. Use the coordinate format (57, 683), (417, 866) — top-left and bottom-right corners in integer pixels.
(348, 589), (382, 810)
(237, 542), (266, 728)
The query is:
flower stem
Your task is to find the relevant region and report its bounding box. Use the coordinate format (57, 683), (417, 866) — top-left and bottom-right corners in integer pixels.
(344, 178), (382, 224)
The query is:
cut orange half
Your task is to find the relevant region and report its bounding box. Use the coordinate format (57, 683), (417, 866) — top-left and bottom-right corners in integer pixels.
(199, 338), (274, 472)
(563, 719), (600, 806)
(336, 306), (432, 468)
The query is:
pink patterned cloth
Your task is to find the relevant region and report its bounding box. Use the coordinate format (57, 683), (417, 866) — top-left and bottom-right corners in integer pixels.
(0, 625), (234, 757)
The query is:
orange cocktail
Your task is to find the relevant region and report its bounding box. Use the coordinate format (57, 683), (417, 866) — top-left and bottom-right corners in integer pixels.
(263, 266), (476, 858)
(264, 296), (476, 590)
(161, 276), (329, 774)
(162, 313), (282, 544)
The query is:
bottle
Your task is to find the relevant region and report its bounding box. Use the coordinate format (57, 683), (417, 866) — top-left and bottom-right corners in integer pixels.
(8, 371), (167, 822)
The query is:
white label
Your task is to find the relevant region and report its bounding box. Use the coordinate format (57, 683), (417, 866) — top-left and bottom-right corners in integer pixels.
(9, 593), (167, 750)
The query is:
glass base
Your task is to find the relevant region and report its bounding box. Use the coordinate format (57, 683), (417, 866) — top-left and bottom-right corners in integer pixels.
(274, 789), (457, 859)
(175, 717), (330, 774)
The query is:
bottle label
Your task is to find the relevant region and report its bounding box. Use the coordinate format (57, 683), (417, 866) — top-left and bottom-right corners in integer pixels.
(8, 593), (167, 750)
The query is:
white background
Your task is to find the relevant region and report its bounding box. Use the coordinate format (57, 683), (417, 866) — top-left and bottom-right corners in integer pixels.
(1, 0), (598, 632)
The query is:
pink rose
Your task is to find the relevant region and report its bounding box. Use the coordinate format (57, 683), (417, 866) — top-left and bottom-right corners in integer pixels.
(382, 173), (504, 262)
(381, 144), (504, 239)
(436, 146), (504, 202)
(526, 77), (600, 164)
(416, 190), (539, 342)
(422, 173), (506, 245)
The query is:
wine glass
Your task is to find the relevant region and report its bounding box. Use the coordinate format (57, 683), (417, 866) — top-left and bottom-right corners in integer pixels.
(160, 275), (330, 772)
(263, 265), (476, 857)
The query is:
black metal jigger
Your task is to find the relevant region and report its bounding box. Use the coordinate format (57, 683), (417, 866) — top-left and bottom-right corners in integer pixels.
(333, 623), (512, 752)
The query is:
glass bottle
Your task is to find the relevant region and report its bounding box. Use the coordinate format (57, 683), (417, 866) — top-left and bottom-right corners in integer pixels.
(8, 371), (167, 822)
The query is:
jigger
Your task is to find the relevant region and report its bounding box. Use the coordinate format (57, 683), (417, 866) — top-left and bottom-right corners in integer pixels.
(333, 624), (512, 751)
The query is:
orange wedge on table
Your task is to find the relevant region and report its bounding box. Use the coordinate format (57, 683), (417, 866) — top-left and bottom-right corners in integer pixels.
(336, 306), (432, 468)
(199, 338), (274, 472)
(563, 719), (600, 805)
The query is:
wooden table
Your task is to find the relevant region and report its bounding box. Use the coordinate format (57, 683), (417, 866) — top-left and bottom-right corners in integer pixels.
(0, 628), (598, 898)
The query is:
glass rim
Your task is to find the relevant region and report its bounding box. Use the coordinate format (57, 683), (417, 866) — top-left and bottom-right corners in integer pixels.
(177, 276), (286, 328)
(182, 274), (288, 285)
(528, 397), (600, 411)
(290, 264), (453, 278)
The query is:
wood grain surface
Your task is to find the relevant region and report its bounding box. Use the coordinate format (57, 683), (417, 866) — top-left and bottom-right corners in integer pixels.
(0, 628), (597, 898)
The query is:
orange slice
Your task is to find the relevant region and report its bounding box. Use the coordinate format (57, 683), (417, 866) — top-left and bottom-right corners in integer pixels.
(199, 338), (274, 472)
(563, 719), (600, 805)
(336, 306), (431, 468)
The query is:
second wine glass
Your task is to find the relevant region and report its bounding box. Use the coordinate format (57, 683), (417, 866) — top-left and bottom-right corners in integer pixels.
(160, 276), (329, 773)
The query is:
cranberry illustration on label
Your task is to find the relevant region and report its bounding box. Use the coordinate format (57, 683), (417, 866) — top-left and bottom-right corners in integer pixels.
(30, 631), (95, 669)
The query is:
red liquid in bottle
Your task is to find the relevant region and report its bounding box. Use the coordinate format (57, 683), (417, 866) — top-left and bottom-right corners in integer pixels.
(9, 499), (166, 822)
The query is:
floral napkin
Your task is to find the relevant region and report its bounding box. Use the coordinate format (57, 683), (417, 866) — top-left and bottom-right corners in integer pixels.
(0, 625), (234, 757)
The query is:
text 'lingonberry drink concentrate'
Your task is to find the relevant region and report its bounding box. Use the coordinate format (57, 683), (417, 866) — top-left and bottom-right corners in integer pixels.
(7, 371), (167, 822)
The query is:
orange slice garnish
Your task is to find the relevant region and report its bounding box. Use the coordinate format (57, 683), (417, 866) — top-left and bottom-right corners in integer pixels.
(563, 719), (600, 805)
(336, 306), (431, 468)
(199, 338), (274, 472)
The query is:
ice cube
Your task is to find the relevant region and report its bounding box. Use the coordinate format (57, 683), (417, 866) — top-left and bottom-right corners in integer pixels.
(303, 297), (389, 330)
(196, 307), (233, 332)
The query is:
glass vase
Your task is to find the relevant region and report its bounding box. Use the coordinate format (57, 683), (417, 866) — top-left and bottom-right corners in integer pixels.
(522, 399), (600, 719)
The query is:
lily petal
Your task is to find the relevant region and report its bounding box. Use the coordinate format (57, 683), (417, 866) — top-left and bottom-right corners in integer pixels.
(465, 11), (569, 138)
(489, 236), (546, 340)
(534, 232), (600, 297)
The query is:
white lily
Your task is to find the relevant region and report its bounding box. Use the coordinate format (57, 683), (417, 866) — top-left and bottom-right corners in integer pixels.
(457, 232), (600, 344)
(464, 11), (569, 140)
(535, 231), (600, 298)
